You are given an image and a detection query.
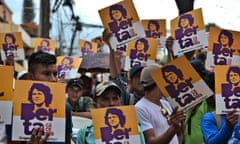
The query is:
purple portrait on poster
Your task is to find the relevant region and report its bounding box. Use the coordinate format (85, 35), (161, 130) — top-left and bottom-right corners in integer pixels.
(81, 41), (94, 56)
(162, 65), (202, 107)
(21, 83), (56, 136)
(37, 39), (51, 53)
(108, 4), (137, 43)
(212, 30), (235, 65)
(2, 33), (18, 59)
(129, 38), (150, 67)
(145, 20), (162, 38)
(57, 56), (74, 79)
(174, 14), (200, 49)
(100, 108), (131, 143)
(221, 66), (240, 109)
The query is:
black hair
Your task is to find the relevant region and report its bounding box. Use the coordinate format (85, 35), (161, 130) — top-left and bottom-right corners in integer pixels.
(28, 51), (56, 73)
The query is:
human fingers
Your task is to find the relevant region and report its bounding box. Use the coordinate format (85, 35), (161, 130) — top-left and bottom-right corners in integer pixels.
(226, 110), (238, 128)
(40, 127), (50, 144)
(28, 126), (39, 143)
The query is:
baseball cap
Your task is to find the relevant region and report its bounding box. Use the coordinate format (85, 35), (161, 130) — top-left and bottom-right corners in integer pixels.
(130, 65), (143, 79)
(140, 63), (161, 88)
(67, 78), (83, 89)
(95, 81), (121, 97)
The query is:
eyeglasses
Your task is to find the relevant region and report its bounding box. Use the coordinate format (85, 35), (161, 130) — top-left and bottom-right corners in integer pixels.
(161, 108), (172, 125)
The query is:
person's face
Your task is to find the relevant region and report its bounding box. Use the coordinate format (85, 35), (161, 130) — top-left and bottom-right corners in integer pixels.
(111, 10), (122, 21)
(42, 41), (48, 47)
(95, 90), (120, 108)
(180, 18), (190, 28)
(6, 36), (13, 44)
(107, 113), (120, 127)
(136, 41), (144, 51)
(32, 88), (45, 105)
(85, 43), (91, 50)
(220, 34), (229, 46)
(132, 72), (144, 96)
(63, 58), (70, 66)
(67, 86), (82, 103)
(149, 23), (157, 31)
(164, 71), (178, 83)
(229, 71), (240, 85)
(30, 64), (58, 82)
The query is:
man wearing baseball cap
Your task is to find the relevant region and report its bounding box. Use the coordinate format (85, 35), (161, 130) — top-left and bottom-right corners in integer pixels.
(135, 63), (186, 144)
(76, 81), (145, 144)
(66, 78), (94, 119)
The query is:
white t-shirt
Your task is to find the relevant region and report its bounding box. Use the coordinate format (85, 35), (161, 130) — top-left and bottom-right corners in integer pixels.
(135, 97), (179, 144)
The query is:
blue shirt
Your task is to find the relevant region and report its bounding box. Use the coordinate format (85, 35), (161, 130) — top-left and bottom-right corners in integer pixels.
(201, 112), (240, 144)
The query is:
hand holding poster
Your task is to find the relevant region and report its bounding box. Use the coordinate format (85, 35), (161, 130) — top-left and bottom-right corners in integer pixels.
(12, 80), (66, 142)
(0, 32), (25, 61)
(206, 27), (240, 68)
(170, 8), (208, 56)
(56, 56), (82, 80)
(124, 37), (158, 70)
(0, 66), (14, 124)
(34, 38), (56, 55)
(91, 106), (141, 144)
(151, 56), (213, 110)
(215, 65), (240, 114)
(98, 0), (145, 50)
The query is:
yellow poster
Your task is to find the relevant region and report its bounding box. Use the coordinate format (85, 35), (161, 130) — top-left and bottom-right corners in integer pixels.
(12, 80), (66, 142)
(151, 56), (213, 110)
(0, 65), (14, 124)
(124, 37), (158, 70)
(98, 0), (145, 49)
(142, 19), (166, 38)
(56, 56), (82, 79)
(142, 19), (167, 48)
(91, 106), (141, 143)
(0, 32), (25, 60)
(215, 65), (240, 114)
(206, 27), (240, 68)
(34, 38), (56, 55)
(78, 39), (98, 56)
(170, 8), (208, 56)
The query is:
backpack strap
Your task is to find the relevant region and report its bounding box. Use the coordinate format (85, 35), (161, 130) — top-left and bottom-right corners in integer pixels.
(212, 111), (221, 129)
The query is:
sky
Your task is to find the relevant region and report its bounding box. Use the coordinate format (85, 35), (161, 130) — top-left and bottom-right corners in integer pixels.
(5, 0), (240, 48)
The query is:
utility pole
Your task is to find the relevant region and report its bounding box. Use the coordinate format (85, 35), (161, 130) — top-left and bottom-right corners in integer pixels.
(39, 0), (50, 38)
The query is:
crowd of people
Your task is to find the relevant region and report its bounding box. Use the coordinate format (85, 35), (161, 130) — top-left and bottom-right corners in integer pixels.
(1, 24), (240, 144)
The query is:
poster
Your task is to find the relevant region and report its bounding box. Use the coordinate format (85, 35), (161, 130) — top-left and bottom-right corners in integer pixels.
(12, 80), (66, 142)
(170, 8), (208, 56)
(124, 37), (158, 70)
(206, 27), (240, 68)
(0, 66), (14, 125)
(141, 19), (166, 48)
(34, 38), (56, 55)
(0, 32), (25, 61)
(151, 56), (213, 110)
(98, 0), (145, 51)
(91, 106), (141, 144)
(215, 65), (240, 114)
(78, 39), (98, 56)
(56, 56), (82, 79)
